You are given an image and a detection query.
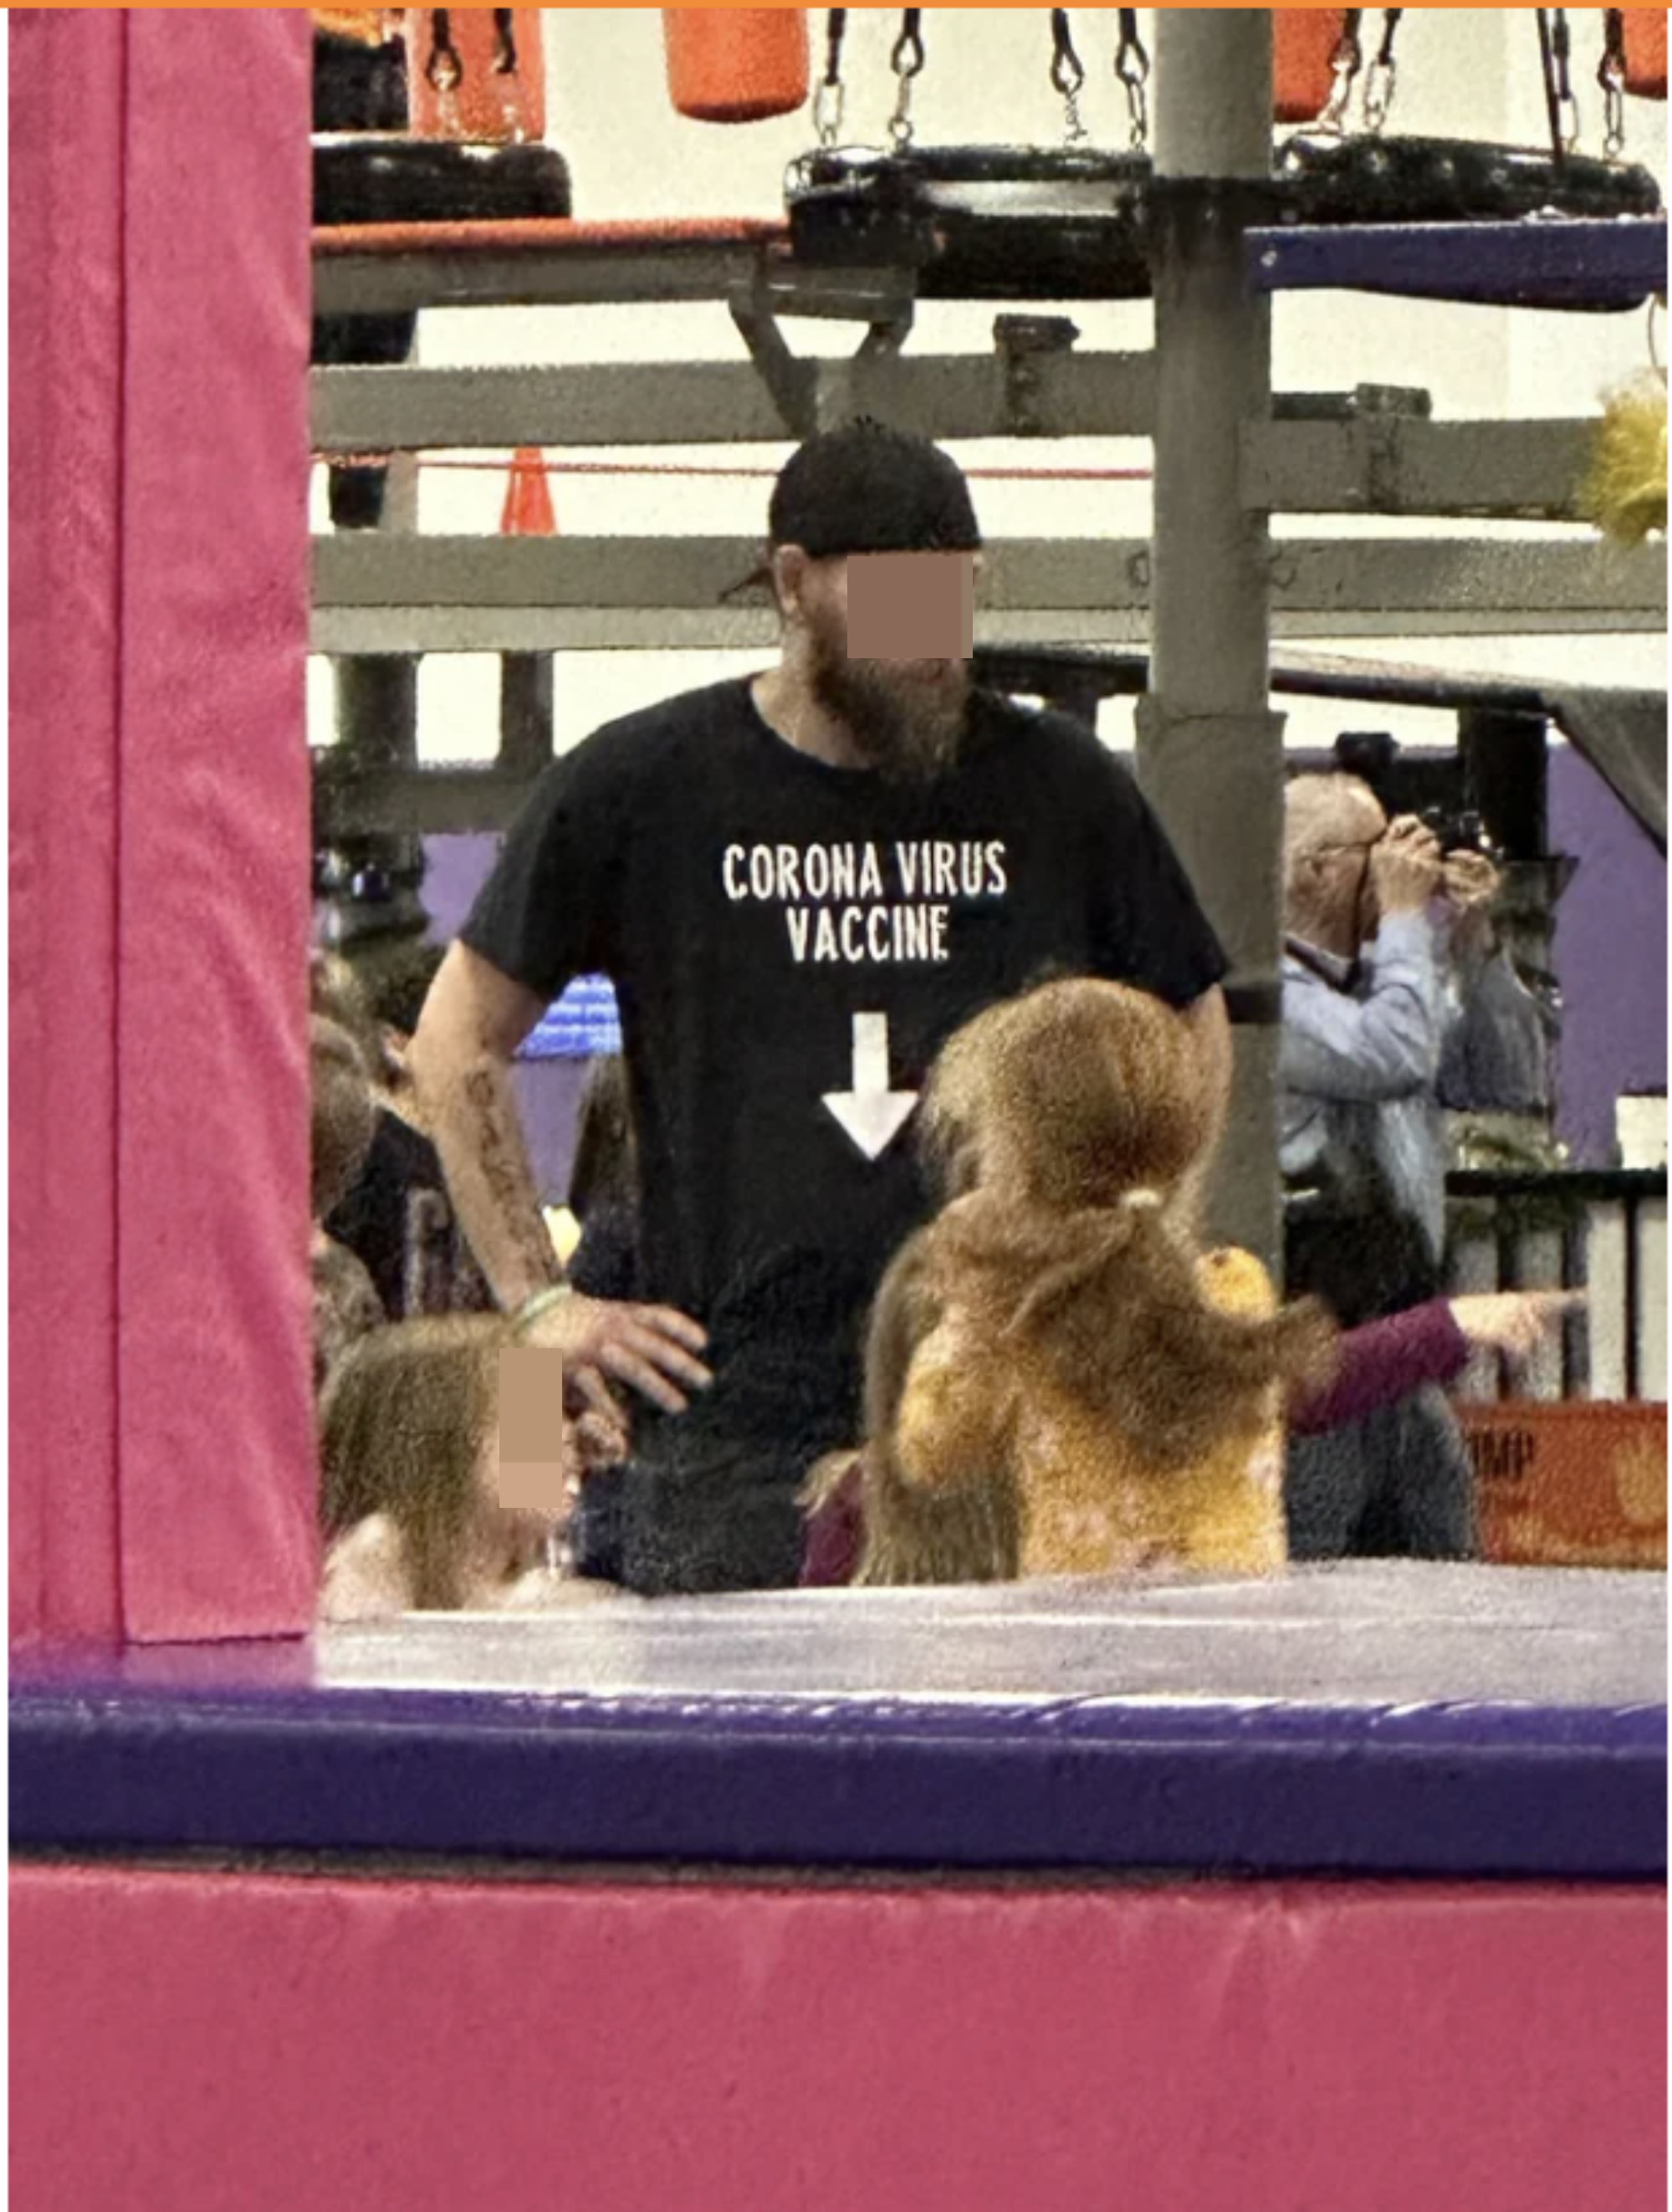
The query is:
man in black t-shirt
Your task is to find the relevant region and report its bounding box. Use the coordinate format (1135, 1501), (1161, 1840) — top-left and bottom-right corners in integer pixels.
(409, 422), (1231, 1594)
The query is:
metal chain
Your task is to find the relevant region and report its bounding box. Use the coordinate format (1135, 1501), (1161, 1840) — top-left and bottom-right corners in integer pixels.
(888, 8), (925, 151)
(1362, 9), (1403, 135)
(815, 9), (847, 146)
(1547, 8), (1574, 146)
(426, 8), (462, 93)
(1535, 9), (1581, 158)
(1113, 8), (1150, 150)
(1050, 10), (1089, 146)
(1598, 8), (1628, 159)
(1317, 9), (1365, 135)
(487, 7), (530, 139)
(1552, 8), (1580, 148)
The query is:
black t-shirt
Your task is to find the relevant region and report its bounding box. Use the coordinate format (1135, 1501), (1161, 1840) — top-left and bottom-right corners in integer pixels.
(463, 677), (1227, 1341)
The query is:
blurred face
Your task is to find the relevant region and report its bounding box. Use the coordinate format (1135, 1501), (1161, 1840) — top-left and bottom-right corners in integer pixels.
(466, 1415), (575, 1597)
(799, 552), (977, 786)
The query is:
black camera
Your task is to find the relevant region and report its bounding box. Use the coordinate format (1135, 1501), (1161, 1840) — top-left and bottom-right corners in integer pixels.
(1417, 805), (1496, 857)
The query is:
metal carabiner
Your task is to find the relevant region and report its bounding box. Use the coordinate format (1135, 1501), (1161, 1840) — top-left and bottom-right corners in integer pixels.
(888, 9), (925, 151)
(816, 10), (847, 149)
(1114, 8), (1150, 150)
(426, 8), (463, 93)
(1317, 10), (1366, 138)
(1598, 8), (1628, 159)
(1362, 9), (1403, 135)
(1552, 8), (1581, 152)
(1050, 12), (1089, 146)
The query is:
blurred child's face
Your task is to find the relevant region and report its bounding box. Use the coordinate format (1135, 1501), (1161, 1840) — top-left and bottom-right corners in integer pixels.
(462, 1430), (574, 1599)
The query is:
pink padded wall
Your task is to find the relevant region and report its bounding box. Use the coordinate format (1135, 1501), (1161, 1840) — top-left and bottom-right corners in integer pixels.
(11, 1865), (1667, 2212)
(9, 9), (318, 1643)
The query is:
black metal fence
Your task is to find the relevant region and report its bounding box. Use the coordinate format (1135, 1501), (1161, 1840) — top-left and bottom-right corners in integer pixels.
(1444, 1167), (1667, 1403)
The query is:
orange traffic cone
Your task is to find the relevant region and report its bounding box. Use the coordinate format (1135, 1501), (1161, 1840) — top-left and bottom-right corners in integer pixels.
(500, 447), (556, 536)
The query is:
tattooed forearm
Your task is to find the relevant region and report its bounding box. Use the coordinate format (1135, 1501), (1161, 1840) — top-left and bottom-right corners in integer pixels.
(445, 1060), (563, 1308)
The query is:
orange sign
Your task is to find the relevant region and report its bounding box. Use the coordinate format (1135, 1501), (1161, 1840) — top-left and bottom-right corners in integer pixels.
(1463, 1402), (1668, 1571)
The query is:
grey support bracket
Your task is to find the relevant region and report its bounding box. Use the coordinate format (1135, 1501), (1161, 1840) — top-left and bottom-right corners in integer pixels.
(727, 277), (915, 438)
(1243, 414), (1603, 522)
(727, 284), (819, 439)
(993, 314), (1083, 438)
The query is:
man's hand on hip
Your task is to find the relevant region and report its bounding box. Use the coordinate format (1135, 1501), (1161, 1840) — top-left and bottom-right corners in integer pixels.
(521, 1292), (713, 1418)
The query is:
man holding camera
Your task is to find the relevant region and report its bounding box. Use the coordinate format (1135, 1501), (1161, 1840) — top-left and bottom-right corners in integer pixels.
(1279, 772), (1499, 1560)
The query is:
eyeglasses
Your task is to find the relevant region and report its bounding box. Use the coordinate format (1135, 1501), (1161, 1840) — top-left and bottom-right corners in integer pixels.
(1310, 835), (1384, 862)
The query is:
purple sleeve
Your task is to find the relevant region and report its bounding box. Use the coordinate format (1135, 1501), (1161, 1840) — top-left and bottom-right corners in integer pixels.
(1290, 1300), (1472, 1437)
(800, 1464), (866, 1588)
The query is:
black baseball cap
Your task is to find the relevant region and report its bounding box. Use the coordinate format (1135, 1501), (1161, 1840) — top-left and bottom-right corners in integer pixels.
(768, 419), (983, 559)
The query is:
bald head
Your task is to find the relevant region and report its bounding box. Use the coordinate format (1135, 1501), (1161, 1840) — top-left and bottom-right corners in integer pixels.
(1285, 774), (1388, 956)
(1285, 774), (1385, 872)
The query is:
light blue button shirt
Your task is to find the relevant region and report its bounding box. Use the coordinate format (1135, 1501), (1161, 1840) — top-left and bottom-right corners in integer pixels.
(1280, 910), (1454, 1261)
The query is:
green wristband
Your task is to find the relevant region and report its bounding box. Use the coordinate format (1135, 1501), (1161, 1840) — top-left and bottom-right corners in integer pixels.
(512, 1283), (571, 1340)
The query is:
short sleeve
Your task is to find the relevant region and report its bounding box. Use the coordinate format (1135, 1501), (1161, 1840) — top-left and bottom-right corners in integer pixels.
(458, 727), (640, 1001)
(1080, 743), (1230, 1009)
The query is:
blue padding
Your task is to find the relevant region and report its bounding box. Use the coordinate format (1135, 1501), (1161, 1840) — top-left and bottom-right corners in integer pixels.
(11, 1568), (1666, 1879)
(10, 1678), (1664, 1878)
(518, 974), (621, 1061)
(1247, 217), (1668, 309)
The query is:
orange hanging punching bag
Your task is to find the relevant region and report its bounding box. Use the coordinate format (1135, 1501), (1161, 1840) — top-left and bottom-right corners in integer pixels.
(1275, 10), (1348, 124)
(405, 8), (548, 141)
(1623, 9), (1667, 100)
(663, 9), (810, 123)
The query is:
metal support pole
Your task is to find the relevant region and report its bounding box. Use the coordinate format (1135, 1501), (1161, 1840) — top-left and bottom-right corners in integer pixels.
(1136, 8), (1284, 1269)
(499, 653), (556, 777)
(320, 429), (430, 951)
(322, 653), (430, 948)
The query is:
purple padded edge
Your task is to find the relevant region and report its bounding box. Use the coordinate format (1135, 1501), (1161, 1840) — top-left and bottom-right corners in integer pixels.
(10, 1652), (1664, 1879)
(1246, 217), (1667, 309)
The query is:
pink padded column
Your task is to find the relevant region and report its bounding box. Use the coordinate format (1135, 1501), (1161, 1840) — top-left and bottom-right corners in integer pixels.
(115, 8), (318, 1638)
(9, 10), (129, 1643)
(9, 9), (318, 1642)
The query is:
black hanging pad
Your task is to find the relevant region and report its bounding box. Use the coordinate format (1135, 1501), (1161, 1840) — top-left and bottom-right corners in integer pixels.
(314, 136), (574, 228)
(785, 135), (1661, 304)
(1276, 132), (1661, 228)
(785, 144), (1153, 299)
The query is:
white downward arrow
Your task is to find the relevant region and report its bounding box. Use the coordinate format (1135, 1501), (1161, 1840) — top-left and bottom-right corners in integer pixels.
(821, 1012), (918, 1162)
